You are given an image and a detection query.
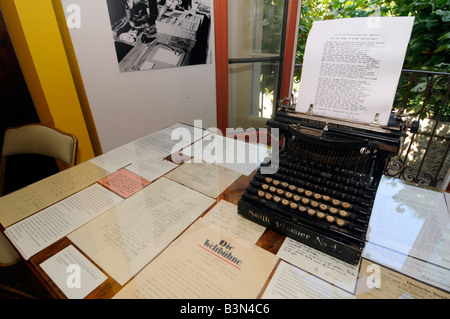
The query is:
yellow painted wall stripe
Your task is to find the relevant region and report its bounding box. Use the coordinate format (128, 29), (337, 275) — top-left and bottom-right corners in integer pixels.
(52, 0), (103, 156)
(0, 0), (95, 163)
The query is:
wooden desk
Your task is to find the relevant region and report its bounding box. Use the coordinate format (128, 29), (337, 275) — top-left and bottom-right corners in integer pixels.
(25, 173), (269, 299)
(1, 123), (449, 299)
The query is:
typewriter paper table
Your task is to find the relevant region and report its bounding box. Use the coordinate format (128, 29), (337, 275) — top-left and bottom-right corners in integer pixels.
(0, 123), (448, 299)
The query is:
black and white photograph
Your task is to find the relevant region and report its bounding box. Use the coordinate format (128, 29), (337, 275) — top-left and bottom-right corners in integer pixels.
(105, 0), (212, 72)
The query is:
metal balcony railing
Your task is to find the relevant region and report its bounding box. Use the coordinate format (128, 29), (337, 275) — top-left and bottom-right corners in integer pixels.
(384, 69), (450, 190)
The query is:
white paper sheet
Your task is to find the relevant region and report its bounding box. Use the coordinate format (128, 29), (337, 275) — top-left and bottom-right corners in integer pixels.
(40, 245), (107, 299)
(356, 258), (450, 299)
(296, 17), (414, 125)
(68, 177), (215, 286)
(5, 184), (123, 260)
(89, 123), (208, 173)
(262, 261), (355, 299)
(368, 177), (450, 269)
(182, 133), (271, 176)
(139, 61), (155, 70)
(165, 160), (242, 198)
(200, 200), (266, 247)
(0, 161), (110, 227)
(152, 47), (182, 66)
(125, 155), (178, 182)
(277, 237), (359, 293)
(363, 242), (450, 293)
(88, 142), (160, 173)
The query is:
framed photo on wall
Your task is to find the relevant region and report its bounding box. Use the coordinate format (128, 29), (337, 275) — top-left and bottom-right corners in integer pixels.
(105, 0), (212, 72)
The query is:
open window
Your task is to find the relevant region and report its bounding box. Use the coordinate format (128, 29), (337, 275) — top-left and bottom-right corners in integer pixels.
(215, 0), (301, 131)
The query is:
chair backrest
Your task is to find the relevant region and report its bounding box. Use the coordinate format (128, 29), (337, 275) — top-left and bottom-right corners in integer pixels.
(0, 124), (78, 196)
(0, 232), (19, 266)
(2, 124), (78, 165)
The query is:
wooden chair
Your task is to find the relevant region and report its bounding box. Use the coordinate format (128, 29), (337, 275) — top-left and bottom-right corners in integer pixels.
(0, 124), (78, 266)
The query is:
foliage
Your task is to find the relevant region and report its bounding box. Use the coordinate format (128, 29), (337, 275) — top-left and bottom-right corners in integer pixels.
(295, 0), (450, 120)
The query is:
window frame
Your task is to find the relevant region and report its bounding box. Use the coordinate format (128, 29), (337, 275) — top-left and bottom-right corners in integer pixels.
(214, 0), (301, 132)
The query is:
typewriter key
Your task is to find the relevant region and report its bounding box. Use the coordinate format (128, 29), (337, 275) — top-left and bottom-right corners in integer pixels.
(305, 190), (313, 197)
(273, 196), (281, 203)
(299, 206), (307, 213)
(297, 188), (305, 194)
(322, 195), (330, 202)
(269, 186), (277, 193)
(273, 180), (280, 186)
(319, 204), (328, 211)
(289, 185), (296, 192)
(265, 193), (273, 201)
(339, 210), (349, 218)
(342, 202), (351, 209)
(257, 190), (265, 198)
(332, 199), (340, 206)
(282, 199), (289, 206)
(265, 177), (273, 184)
(316, 212), (325, 219)
(276, 189), (284, 196)
(285, 192), (293, 199)
(307, 209), (316, 216)
(314, 193), (322, 200)
(290, 202), (298, 210)
(293, 195), (301, 202)
(326, 215), (335, 223)
(262, 184), (269, 191)
(301, 198), (310, 205)
(336, 218), (346, 227)
(311, 201), (319, 208)
(329, 207), (338, 214)
(281, 182), (289, 188)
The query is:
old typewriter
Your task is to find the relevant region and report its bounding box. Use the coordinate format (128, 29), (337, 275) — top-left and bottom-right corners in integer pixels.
(238, 100), (417, 265)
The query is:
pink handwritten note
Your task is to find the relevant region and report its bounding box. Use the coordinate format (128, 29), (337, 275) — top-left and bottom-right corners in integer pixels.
(99, 169), (151, 198)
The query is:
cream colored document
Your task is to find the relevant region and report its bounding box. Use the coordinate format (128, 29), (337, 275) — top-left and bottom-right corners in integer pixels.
(5, 184), (123, 260)
(0, 161), (109, 228)
(363, 242), (450, 293)
(165, 161), (242, 198)
(277, 238), (359, 293)
(200, 200), (266, 247)
(262, 261), (355, 299)
(68, 177), (215, 286)
(356, 258), (450, 299)
(113, 221), (279, 299)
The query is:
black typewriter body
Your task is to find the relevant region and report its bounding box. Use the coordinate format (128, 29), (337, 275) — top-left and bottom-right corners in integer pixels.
(238, 105), (412, 265)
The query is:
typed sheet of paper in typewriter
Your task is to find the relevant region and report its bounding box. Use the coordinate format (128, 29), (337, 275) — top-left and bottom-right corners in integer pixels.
(296, 17), (414, 126)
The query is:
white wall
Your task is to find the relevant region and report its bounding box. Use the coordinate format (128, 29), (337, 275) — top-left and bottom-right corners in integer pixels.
(62, 0), (217, 152)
